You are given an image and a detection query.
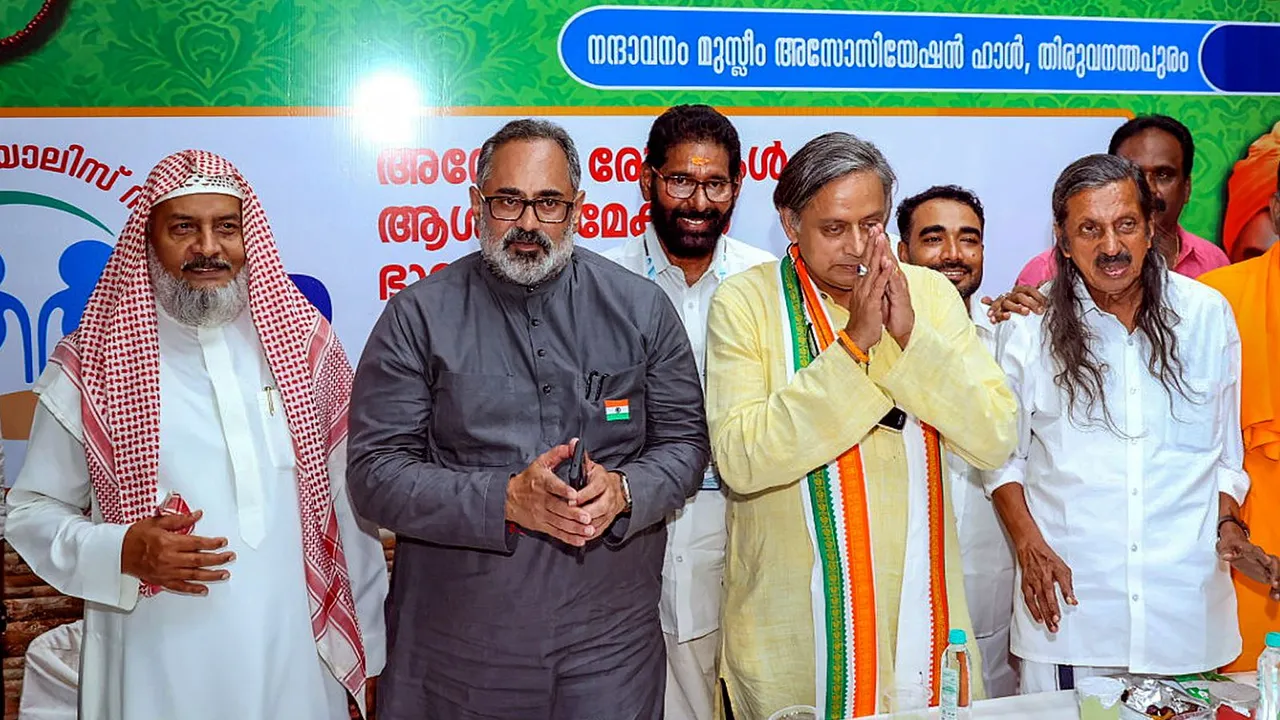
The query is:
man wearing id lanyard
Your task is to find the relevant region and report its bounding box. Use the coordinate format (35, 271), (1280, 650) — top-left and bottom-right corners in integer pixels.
(706, 132), (1016, 720)
(603, 105), (775, 720)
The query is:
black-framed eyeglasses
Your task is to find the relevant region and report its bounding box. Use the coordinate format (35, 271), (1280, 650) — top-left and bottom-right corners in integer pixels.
(653, 169), (738, 203)
(480, 194), (575, 223)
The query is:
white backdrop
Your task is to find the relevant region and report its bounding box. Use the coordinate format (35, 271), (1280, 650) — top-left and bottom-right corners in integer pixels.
(0, 112), (1122, 478)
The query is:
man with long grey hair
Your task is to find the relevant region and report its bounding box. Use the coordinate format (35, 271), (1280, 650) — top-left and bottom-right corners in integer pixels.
(347, 118), (709, 719)
(986, 153), (1252, 693)
(705, 131), (1016, 719)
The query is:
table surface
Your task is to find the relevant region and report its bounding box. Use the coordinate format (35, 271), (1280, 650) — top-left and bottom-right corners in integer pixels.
(863, 673), (1257, 719)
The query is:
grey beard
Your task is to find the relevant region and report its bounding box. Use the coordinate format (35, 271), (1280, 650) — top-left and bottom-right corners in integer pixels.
(479, 224), (574, 287)
(148, 250), (249, 328)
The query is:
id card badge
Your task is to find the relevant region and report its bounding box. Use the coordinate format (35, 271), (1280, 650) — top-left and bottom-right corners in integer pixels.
(700, 463), (721, 491)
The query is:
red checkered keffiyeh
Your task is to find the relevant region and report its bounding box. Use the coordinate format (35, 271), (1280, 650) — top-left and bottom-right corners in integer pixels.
(47, 150), (369, 712)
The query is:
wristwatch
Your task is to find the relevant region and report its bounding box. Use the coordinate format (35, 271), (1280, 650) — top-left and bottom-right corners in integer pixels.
(615, 470), (632, 512)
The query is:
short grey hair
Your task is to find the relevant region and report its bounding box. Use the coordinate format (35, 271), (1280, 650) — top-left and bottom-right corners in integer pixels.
(475, 119), (582, 190)
(773, 131), (897, 222)
(1051, 153), (1154, 231)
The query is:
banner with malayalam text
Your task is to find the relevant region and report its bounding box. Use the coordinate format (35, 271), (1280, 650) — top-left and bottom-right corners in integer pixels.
(1, 0), (1278, 482)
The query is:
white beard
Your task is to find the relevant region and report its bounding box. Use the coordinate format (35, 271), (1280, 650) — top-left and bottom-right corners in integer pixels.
(479, 224), (575, 287)
(148, 250), (249, 328)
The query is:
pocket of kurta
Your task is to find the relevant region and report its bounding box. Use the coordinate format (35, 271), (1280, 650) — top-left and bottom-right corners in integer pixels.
(581, 361), (647, 464)
(432, 371), (524, 467)
(1167, 378), (1218, 451)
(258, 390), (297, 470)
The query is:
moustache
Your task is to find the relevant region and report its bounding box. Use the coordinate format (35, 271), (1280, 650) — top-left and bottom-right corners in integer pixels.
(502, 228), (552, 252)
(182, 257), (232, 271)
(673, 208), (723, 224)
(930, 261), (971, 275)
(1094, 251), (1133, 268)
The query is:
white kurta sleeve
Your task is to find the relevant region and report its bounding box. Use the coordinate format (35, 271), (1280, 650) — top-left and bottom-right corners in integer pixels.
(984, 313), (1038, 497)
(4, 365), (139, 611)
(328, 440), (389, 677)
(1215, 304), (1250, 504)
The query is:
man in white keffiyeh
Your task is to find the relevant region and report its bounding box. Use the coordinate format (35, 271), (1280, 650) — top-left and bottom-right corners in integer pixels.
(4, 150), (387, 720)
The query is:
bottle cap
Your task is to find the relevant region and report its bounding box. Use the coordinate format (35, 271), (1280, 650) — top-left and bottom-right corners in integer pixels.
(948, 628), (968, 645)
(1267, 631), (1280, 648)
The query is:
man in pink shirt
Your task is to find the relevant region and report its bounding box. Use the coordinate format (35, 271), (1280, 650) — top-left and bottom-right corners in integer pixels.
(989, 115), (1229, 319)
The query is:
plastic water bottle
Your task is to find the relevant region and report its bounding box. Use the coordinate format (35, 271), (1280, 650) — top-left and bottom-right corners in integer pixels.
(1260, 631), (1280, 720)
(940, 628), (972, 720)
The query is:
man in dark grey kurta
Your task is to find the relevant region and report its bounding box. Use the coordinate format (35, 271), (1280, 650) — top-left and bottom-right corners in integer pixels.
(347, 119), (709, 720)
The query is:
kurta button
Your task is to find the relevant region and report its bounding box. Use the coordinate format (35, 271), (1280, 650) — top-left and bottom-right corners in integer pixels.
(542, 384), (551, 394)
(537, 348), (547, 358)
(531, 318), (541, 327)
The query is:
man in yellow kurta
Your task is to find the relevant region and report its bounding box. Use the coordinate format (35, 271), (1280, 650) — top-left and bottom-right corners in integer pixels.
(1200, 164), (1280, 672)
(706, 132), (1017, 720)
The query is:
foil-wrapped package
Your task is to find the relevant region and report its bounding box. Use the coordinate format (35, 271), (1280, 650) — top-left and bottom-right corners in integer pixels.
(1115, 676), (1210, 719)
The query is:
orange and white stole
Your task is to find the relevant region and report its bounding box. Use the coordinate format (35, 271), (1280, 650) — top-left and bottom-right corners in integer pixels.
(778, 246), (952, 718)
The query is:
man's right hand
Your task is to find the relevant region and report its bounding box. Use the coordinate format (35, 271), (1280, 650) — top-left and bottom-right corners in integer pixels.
(982, 284), (1048, 323)
(121, 510), (234, 595)
(505, 442), (596, 547)
(842, 232), (894, 354)
(1014, 534), (1077, 633)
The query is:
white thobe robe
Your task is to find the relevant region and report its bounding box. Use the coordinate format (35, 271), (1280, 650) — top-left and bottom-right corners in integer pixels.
(4, 306), (388, 720)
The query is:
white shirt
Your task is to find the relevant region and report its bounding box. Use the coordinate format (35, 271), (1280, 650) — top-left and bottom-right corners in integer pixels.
(948, 299), (1000, 532)
(603, 228), (775, 642)
(4, 306), (388, 720)
(946, 298), (1019, 697)
(986, 272), (1248, 674)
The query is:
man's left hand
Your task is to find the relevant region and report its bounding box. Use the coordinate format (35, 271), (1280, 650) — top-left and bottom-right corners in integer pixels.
(1218, 525), (1280, 597)
(572, 452), (629, 535)
(882, 252), (914, 350)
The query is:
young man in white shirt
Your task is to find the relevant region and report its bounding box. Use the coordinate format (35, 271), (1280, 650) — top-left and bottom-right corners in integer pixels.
(987, 153), (1252, 693)
(895, 185), (1018, 698)
(603, 104), (774, 720)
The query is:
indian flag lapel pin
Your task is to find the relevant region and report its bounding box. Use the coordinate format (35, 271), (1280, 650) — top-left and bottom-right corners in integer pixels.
(604, 398), (631, 422)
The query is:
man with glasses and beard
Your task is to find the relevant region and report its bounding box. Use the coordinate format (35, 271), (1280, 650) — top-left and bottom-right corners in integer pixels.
(347, 119), (710, 720)
(987, 154), (1252, 693)
(603, 105), (774, 720)
(895, 185), (1018, 698)
(5, 150), (388, 720)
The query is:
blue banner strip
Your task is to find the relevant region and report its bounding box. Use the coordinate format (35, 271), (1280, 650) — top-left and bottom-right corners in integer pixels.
(559, 7), (1280, 95)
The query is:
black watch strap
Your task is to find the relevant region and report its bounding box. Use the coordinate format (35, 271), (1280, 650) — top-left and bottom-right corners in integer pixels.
(1218, 515), (1250, 539)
